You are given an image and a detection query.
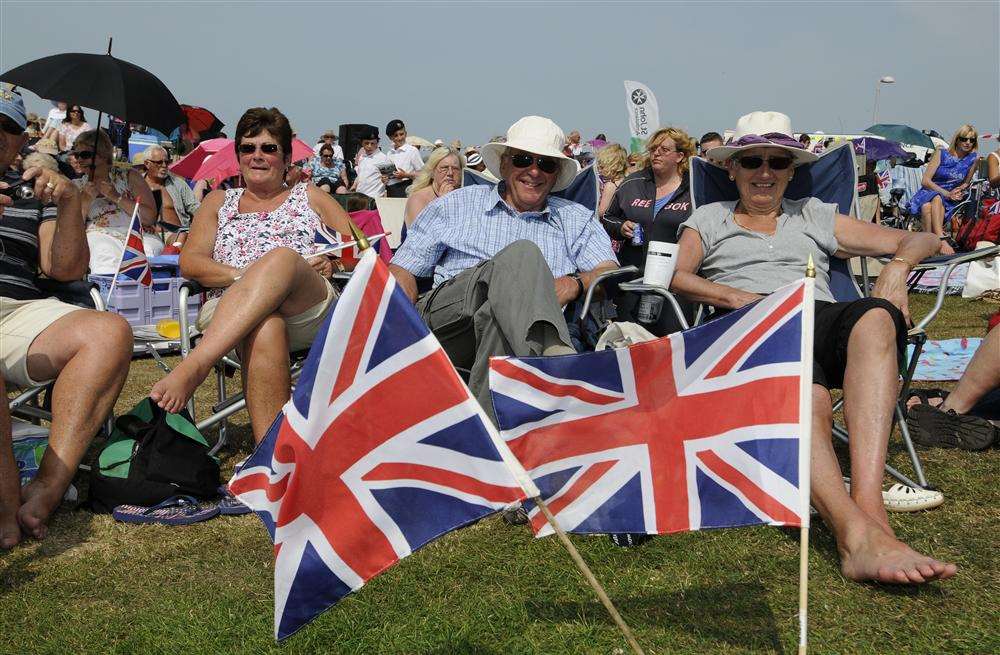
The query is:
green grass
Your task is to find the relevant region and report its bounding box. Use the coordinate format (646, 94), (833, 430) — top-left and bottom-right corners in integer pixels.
(2, 294), (998, 654)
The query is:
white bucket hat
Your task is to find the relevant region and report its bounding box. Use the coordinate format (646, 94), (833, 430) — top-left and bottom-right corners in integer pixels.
(707, 111), (818, 167)
(481, 116), (580, 192)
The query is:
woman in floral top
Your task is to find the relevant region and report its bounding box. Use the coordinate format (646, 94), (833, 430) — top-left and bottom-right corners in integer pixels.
(151, 107), (354, 443)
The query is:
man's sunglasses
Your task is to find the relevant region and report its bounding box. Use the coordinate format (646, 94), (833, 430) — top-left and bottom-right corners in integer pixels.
(736, 155), (794, 171)
(238, 143), (280, 155)
(146, 159), (168, 166)
(958, 136), (976, 143)
(0, 116), (25, 136)
(510, 152), (558, 174)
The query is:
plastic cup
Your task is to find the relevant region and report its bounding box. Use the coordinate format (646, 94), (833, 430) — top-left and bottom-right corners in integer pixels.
(643, 241), (679, 287)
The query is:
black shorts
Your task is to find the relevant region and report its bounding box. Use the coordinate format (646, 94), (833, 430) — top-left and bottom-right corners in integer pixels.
(812, 298), (906, 389)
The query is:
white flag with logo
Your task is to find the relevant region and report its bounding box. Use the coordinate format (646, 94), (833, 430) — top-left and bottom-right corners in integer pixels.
(623, 80), (660, 153)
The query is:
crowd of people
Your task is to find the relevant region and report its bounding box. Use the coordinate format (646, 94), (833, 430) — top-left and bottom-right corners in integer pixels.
(2, 85), (998, 591)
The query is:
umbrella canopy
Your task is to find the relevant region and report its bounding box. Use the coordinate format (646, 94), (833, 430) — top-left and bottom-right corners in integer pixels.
(180, 104), (224, 141)
(851, 137), (910, 162)
(863, 124), (934, 149)
(189, 138), (315, 184)
(1, 52), (184, 134)
(406, 135), (434, 148)
(168, 137), (231, 178)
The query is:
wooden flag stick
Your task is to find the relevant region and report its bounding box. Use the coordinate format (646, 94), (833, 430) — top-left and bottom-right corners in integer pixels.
(533, 496), (646, 655)
(798, 267), (815, 655)
(798, 526), (810, 655)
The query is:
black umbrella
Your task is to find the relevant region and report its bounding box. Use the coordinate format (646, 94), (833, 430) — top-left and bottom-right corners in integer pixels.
(0, 39), (183, 134)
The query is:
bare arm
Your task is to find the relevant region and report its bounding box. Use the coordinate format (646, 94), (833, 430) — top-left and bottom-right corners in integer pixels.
(178, 191), (241, 287)
(306, 183), (353, 234)
(597, 180), (619, 217)
(919, 150), (950, 196)
(554, 261), (618, 306)
(389, 263), (419, 303)
(988, 151), (1000, 189)
(127, 170), (158, 227)
(25, 168), (87, 281)
(669, 228), (763, 309)
(403, 188), (432, 226)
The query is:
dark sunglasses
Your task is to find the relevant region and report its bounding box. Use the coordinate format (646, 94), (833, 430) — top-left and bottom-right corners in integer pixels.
(72, 150), (95, 160)
(68, 109), (83, 114)
(238, 142), (280, 155)
(958, 136), (976, 143)
(510, 152), (558, 174)
(736, 155), (794, 171)
(146, 159), (168, 166)
(0, 116), (25, 136)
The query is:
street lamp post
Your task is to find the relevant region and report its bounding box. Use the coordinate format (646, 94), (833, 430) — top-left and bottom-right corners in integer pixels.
(872, 76), (895, 125)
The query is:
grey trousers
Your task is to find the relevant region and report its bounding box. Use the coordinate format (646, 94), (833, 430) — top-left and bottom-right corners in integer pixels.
(417, 240), (574, 424)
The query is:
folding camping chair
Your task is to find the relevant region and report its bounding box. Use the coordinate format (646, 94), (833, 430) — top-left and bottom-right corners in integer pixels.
(627, 143), (999, 490)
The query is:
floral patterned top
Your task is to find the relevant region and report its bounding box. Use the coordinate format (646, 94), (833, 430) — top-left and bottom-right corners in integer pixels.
(210, 182), (322, 296)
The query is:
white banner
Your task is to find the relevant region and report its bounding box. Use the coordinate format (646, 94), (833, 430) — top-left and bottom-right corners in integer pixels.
(623, 80), (660, 152)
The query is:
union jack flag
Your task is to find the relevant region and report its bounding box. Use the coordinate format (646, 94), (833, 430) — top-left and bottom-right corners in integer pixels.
(117, 207), (151, 285)
(229, 249), (533, 640)
(876, 168), (891, 191)
(489, 280), (814, 537)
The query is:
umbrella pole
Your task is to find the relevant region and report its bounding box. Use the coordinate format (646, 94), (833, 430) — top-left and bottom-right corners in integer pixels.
(87, 37), (113, 180)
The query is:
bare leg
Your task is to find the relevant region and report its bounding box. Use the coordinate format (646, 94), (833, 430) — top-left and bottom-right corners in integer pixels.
(920, 202), (934, 234)
(931, 196), (954, 254)
(811, 311), (957, 584)
(18, 311), (132, 540)
(941, 325), (1000, 414)
(151, 248), (328, 413)
(0, 377), (22, 549)
(238, 314), (291, 444)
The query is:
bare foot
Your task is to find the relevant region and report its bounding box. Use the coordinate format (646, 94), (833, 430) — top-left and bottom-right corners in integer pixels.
(840, 522), (957, 584)
(0, 504), (21, 549)
(17, 477), (65, 541)
(150, 357), (212, 413)
(939, 240), (956, 256)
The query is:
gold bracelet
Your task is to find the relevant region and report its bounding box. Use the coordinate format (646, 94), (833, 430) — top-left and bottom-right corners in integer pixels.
(890, 257), (912, 268)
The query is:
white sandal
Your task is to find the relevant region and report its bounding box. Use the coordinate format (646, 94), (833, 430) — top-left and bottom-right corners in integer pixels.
(880, 483), (944, 512)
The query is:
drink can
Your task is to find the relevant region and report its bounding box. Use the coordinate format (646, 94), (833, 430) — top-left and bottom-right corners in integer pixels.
(631, 223), (644, 246)
(636, 294), (663, 324)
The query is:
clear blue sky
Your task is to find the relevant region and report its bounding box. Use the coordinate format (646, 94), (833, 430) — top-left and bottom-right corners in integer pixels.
(2, 1), (997, 148)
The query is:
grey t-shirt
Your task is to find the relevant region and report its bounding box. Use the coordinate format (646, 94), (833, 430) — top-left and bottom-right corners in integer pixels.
(678, 198), (840, 303)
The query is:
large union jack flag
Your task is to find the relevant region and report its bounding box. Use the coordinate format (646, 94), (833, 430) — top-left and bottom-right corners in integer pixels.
(490, 280), (814, 537)
(229, 249), (533, 640)
(117, 207), (151, 286)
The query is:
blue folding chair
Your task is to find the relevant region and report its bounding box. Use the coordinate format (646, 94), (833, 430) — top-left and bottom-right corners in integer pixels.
(655, 143), (998, 490)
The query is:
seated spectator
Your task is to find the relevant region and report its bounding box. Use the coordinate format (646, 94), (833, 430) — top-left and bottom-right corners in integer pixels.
(907, 323), (999, 450)
(141, 144), (199, 251)
(385, 119), (424, 198)
(563, 129), (583, 157)
(988, 146), (999, 188)
(41, 101), (66, 141)
(465, 148), (498, 182)
(24, 113), (42, 144)
(698, 131), (724, 156)
(351, 126), (393, 199)
(71, 129), (161, 273)
(389, 115), (617, 422)
(857, 159), (882, 224)
(313, 129), (344, 160)
(150, 107), (354, 444)
(595, 143), (628, 217)
(403, 146), (464, 226)
(673, 110), (953, 585)
(798, 133), (813, 150)
(908, 125), (980, 254)
(0, 91), (132, 548)
(310, 144), (348, 194)
(626, 152), (647, 175)
(57, 106), (91, 152)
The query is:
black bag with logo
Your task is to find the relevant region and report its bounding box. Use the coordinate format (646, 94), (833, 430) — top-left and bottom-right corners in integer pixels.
(89, 398), (221, 513)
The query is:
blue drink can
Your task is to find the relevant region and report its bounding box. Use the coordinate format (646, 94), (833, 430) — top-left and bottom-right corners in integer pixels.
(631, 223), (644, 246)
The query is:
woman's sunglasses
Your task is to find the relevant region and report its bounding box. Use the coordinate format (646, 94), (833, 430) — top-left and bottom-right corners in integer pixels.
(958, 136), (976, 143)
(510, 152), (558, 174)
(238, 143), (280, 155)
(72, 150), (95, 161)
(736, 155), (794, 171)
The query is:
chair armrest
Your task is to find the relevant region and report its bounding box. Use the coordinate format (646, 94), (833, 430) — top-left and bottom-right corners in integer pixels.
(578, 265), (639, 321)
(179, 279), (206, 295)
(616, 279), (691, 330)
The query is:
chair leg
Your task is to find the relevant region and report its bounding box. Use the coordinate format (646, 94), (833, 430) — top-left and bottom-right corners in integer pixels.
(896, 402), (929, 488)
(212, 366), (228, 455)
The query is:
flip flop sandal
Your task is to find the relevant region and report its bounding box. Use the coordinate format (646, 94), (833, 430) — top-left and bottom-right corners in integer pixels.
(113, 495), (220, 526)
(216, 486), (252, 516)
(906, 404), (997, 451)
(881, 484), (945, 512)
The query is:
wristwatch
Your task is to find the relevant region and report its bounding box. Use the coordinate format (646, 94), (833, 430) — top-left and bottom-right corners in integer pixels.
(568, 272), (585, 298)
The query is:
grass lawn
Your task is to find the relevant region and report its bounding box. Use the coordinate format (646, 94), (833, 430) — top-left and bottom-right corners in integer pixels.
(2, 294), (998, 654)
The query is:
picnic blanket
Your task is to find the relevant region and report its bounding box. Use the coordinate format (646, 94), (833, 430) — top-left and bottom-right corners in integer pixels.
(911, 263), (969, 294)
(908, 337), (983, 381)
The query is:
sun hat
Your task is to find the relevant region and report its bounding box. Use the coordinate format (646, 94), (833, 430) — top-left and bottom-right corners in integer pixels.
(321, 129), (337, 140)
(466, 151), (483, 167)
(0, 87), (28, 132)
(707, 111), (818, 167)
(481, 116), (580, 192)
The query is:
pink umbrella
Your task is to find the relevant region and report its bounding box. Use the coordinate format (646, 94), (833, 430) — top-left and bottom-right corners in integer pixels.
(168, 137), (231, 179)
(190, 138), (316, 185)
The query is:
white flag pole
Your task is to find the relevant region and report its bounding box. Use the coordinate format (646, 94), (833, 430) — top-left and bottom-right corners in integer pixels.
(106, 201), (141, 307)
(798, 263), (816, 655)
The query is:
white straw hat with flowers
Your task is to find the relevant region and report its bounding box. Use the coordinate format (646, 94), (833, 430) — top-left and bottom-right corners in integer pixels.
(707, 111), (819, 167)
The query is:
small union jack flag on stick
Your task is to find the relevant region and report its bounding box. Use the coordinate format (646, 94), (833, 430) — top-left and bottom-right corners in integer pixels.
(106, 204), (150, 305)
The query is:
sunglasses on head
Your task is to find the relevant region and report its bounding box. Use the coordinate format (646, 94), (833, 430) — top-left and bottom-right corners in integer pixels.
(0, 116), (25, 136)
(958, 136), (976, 143)
(736, 154), (794, 171)
(238, 142), (280, 155)
(510, 152), (558, 174)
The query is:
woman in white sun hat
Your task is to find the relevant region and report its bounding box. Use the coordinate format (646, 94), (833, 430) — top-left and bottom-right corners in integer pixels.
(671, 110), (955, 586)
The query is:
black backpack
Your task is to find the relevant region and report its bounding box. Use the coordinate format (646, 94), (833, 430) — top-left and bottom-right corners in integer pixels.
(89, 398), (221, 513)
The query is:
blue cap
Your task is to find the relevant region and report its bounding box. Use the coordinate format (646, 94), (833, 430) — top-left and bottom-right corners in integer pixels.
(0, 87), (27, 132)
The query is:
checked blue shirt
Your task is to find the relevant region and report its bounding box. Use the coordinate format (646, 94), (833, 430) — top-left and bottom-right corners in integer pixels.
(391, 183), (617, 287)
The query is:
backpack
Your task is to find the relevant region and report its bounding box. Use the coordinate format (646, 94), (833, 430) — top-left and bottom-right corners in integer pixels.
(89, 398), (221, 513)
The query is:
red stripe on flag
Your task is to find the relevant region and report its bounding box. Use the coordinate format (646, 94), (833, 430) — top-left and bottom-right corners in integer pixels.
(707, 286), (804, 378)
(528, 460), (617, 532)
(331, 262), (386, 399)
(696, 450), (800, 525)
(491, 359), (622, 405)
(362, 463), (524, 503)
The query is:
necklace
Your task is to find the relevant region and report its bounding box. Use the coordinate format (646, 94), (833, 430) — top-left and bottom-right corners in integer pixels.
(733, 203), (778, 237)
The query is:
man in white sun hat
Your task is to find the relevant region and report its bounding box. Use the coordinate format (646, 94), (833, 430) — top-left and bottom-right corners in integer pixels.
(390, 115), (617, 421)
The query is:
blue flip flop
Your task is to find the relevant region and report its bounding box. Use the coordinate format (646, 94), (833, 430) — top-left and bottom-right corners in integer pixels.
(217, 486), (252, 516)
(113, 495), (220, 526)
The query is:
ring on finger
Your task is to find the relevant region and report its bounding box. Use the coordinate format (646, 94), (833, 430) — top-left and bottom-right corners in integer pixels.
(45, 182), (55, 189)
